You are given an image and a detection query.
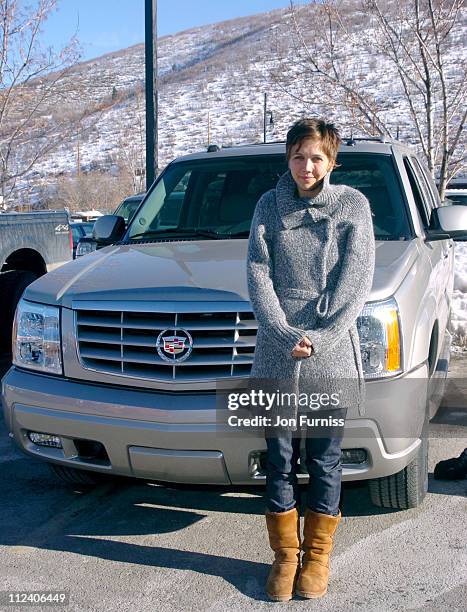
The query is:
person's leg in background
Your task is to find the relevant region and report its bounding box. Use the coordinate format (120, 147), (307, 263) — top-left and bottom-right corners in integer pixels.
(263, 429), (302, 601)
(295, 427), (344, 598)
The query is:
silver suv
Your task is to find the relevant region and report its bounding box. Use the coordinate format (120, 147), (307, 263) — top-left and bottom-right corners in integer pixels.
(2, 138), (467, 509)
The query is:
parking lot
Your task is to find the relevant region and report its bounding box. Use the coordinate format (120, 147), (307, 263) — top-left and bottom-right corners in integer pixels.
(1, 355), (466, 611)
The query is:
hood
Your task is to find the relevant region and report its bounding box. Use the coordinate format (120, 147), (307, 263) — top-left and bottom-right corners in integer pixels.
(24, 240), (252, 308)
(23, 239), (419, 309)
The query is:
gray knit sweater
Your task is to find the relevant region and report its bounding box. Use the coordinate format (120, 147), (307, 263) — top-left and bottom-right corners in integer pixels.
(246, 168), (376, 425)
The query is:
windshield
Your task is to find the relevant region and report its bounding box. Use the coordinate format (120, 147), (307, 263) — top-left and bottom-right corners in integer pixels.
(125, 153), (412, 242)
(71, 225), (84, 243)
(81, 222), (94, 236)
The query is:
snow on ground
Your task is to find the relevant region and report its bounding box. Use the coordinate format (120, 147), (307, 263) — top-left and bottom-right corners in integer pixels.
(452, 242), (467, 352)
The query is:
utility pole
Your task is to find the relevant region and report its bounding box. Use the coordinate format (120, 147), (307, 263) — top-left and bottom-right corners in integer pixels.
(77, 127), (81, 177)
(145, 0), (158, 190)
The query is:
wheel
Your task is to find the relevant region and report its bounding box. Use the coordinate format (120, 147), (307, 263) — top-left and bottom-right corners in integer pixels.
(0, 270), (39, 353)
(368, 433), (429, 509)
(48, 464), (110, 486)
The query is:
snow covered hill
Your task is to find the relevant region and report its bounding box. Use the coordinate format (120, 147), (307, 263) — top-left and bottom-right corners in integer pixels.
(5, 3), (467, 349)
(22, 4), (464, 187)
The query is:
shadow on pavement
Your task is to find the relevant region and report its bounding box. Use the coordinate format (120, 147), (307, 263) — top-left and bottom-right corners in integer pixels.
(428, 473), (467, 497)
(1, 354), (466, 600)
(431, 363), (467, 427)
(0, 462), (400, 603)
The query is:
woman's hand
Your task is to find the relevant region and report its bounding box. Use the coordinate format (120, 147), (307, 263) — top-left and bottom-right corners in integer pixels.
(291, 336), (313, 358)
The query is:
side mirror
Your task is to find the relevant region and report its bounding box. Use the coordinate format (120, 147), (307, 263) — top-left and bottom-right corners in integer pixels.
(92, 215), (126, 245)
(425, 205), (467, 242)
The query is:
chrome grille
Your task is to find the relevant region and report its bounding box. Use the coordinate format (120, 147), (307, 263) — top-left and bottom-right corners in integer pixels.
(75, 306), (258, 382)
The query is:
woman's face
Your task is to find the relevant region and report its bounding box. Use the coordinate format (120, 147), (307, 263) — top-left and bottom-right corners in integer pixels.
(288, 138), (332, 198)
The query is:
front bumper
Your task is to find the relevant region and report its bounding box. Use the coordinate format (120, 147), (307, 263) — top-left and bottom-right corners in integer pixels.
(1, 365), (429, 485)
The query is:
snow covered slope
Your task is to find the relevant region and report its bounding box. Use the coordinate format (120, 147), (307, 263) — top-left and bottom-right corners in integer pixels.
(7, 4), (467, 350)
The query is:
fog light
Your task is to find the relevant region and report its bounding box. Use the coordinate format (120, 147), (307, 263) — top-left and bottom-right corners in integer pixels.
(249, 450), (266, 478)
(341, 449), (367, 464)
(27, 431), (63, 448)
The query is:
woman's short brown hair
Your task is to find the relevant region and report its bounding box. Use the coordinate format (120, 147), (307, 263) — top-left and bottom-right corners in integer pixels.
(286, 118), (341, 165)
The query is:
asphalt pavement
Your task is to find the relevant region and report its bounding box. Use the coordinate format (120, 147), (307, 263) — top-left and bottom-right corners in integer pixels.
(0, 354), (466, 611)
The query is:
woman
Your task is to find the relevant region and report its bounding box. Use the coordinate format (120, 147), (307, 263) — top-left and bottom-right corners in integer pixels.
(246, 118), (375, 601)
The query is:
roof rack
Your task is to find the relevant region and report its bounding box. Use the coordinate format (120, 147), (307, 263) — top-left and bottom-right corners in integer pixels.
(204, 136), (403, 153)
(343, 135), (405, 146)
(344, 136), (388, 145)
(221, 140), (286, 149)
(206, 140), (286, 152)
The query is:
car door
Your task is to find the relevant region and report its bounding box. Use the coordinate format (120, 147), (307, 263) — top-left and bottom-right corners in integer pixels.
(413, 157), (453, 338)
(403, 156), (452, 371)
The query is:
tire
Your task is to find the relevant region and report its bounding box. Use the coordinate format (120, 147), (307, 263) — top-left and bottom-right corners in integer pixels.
(48, 464), (110, 486)
(368, 433), (429, 510)
(0, 270), (39, 353)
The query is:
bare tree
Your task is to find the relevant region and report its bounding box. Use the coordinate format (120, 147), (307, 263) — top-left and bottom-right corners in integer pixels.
(272, 0), (465, 198)
(0, 0), (82, 207)
(110, 86), (146, 195)
(364, 0), (466, 197)
(52, 170), (134, 214)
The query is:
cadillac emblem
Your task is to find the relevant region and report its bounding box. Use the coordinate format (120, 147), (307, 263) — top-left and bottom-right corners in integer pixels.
(156, 329), (193, 362)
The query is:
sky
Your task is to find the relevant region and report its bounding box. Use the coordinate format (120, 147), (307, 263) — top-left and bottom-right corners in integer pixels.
(43, 0), (293, 62)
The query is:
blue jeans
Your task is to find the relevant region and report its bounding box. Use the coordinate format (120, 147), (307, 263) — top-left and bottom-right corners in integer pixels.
(264, 428), (343, 516)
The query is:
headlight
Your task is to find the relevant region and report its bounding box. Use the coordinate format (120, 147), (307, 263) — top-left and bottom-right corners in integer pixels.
(12, 299), (62, 375)
(76, 238), (97, 258)
(358, 297), (402, 379)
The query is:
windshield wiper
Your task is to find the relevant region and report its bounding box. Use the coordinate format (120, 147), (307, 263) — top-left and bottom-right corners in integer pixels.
(127, 228), (227, 241)
(223, 230), (251, 237)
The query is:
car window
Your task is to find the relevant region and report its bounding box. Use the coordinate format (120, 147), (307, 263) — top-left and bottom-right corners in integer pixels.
(412, 157), (439, 210)
(115, 198), (142, 223)
(445, 192), (467, 206)
(127, 153), (412, 241)
(332, 154), (411, 240)
(403, 157), (430, 227)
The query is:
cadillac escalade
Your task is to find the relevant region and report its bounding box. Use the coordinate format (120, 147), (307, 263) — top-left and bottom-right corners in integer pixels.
(2, 138), (467, 509)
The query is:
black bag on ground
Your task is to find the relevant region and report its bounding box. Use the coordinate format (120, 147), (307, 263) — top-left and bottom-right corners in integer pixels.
(433, 448), (467, 480)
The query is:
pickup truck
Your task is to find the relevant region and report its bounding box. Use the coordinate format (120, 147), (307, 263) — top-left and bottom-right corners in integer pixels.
(2, 139), (466, 509)
(0, 211), (72, 353)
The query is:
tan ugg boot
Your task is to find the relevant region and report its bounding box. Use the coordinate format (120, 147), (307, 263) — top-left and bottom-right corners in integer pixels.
(295, 508), (341, 599)
(265, 507), (301, 602)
